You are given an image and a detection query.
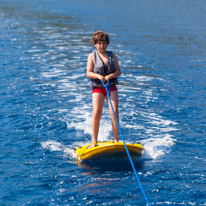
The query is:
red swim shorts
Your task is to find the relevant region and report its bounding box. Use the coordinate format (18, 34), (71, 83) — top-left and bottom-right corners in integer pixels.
(92, 85), (117, 96)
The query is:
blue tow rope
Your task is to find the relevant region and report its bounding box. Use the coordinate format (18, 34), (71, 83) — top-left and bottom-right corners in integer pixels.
(101, 79), (151, 206)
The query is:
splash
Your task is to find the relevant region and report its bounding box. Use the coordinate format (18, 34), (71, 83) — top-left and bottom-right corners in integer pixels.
(64, 104), (113, 142)
(41, 140), (77, 159)
(141, 134), (176, 159)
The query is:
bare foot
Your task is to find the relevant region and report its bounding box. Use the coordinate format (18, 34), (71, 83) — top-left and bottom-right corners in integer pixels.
(88, 143), (98, 148)
(114, 139), (119, 143)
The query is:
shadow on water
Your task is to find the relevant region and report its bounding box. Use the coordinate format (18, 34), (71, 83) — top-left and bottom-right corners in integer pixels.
(78, 158), (144, 172)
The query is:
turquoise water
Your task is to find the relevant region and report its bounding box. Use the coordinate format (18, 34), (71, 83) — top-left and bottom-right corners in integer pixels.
(0, 0), (206, 205)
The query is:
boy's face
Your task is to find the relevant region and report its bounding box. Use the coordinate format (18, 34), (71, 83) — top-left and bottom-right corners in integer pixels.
(95, 41), (108, 52)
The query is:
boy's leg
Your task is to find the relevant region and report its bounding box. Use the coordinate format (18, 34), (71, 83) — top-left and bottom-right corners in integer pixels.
(92, 92), (105, 147)
(107, 90), (119, 143)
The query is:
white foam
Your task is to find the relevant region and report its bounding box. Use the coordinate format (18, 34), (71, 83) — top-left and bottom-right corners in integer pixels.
(135, 75), (154, 82)
(142, 134), (175, 159)
(118, 108), (177, 160)
(65, 104), (112, 141)
(41, 68), (67, 78)
(41, 140), (63, 151)
(41, 140), (76, 159)
(143, 112), (177, 126)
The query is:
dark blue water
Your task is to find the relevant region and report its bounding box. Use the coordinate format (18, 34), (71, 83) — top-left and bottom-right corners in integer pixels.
(1, 0), (206, 205)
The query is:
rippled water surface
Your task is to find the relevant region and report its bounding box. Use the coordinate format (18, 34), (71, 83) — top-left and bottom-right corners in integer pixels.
(0, 0), (206, 205)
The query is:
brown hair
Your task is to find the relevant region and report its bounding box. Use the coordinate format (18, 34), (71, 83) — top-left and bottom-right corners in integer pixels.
(91, 30), (110, 45)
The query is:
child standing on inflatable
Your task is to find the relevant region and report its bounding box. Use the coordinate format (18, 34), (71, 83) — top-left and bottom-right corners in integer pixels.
(87, 31), (121, 147)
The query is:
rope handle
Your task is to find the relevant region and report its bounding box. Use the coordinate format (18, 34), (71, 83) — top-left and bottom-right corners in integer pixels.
(101, 79), (111, 96)
(101, 79), (110, 88)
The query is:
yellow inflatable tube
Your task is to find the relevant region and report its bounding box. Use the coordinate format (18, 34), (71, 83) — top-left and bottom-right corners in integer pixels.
(76, 141), (144, 164)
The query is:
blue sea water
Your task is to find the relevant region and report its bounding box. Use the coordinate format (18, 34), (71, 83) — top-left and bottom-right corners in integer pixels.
(0, 0), (206, 205)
